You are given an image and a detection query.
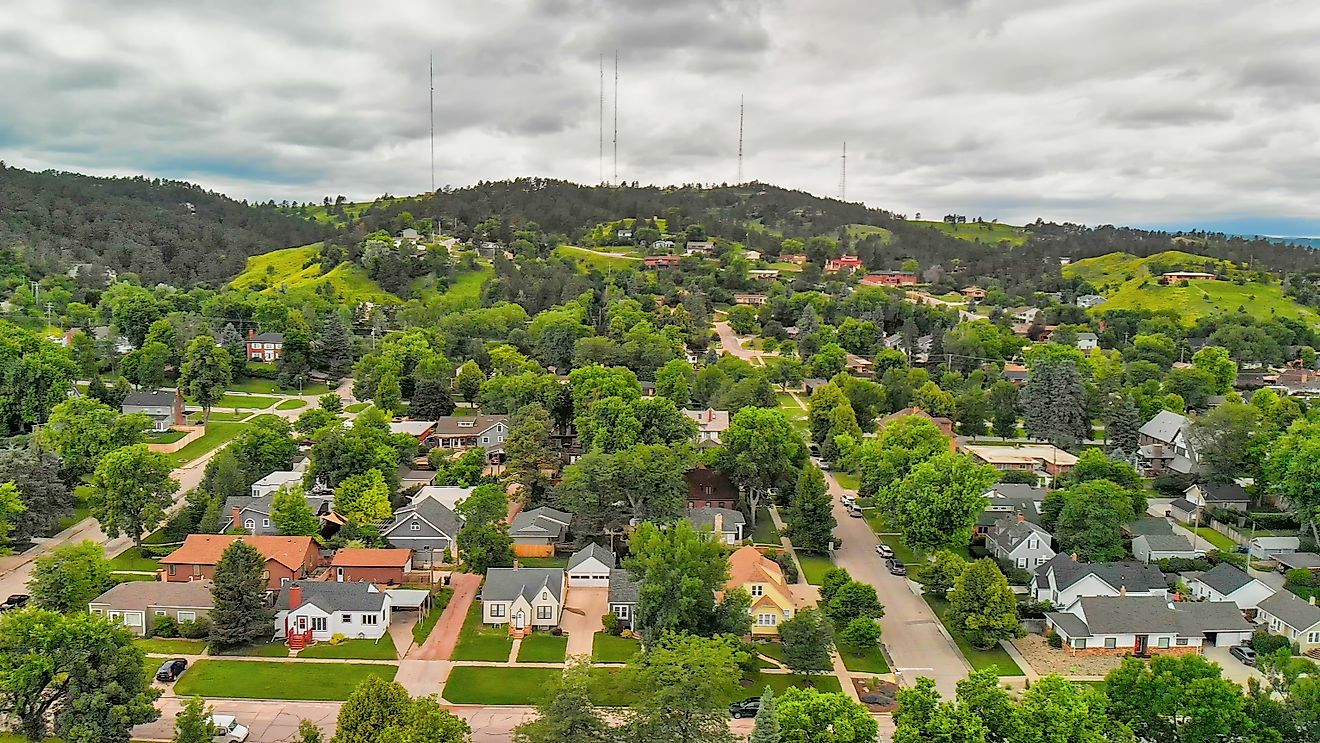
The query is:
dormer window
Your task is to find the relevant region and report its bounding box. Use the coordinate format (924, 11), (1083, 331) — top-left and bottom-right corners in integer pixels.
(702, 485), (713, 495)
(458, 421), (475, 428)
(750, 585), (764, 597)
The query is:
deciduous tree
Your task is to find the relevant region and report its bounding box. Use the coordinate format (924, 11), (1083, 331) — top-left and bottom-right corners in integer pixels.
(779, 607), (834, 675)
(179, 335), (233, 424)
(777, 687), (878, 743)
(624, 520), (749, 643)
(621, 633), (743, 743)
(948, 558), (1021, 650)
(29, 540), (112, 613)
(90, 444), (178, 548)
(888, 452), (996, 552)
(40, 397), (149, 478)
(271, 484), (322, 537)
(173, 696), (214, 743)
(513, 659), (613, 743)
(719, 407), (807, 527)
(334, 469), (394, 527)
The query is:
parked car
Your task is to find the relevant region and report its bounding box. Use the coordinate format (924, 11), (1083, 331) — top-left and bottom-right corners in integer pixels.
(0, 594), (29, 611)
(206, 714), (250, 743)
(729, 697), (760, 719)
(875, 543), (894, 559)
(155, 658), (188, 682)
(841, 495), (857, 509)
(1229, 645), (1257, 667)
(819, 461), (832, 471)
(886, 558), (907, 576)
(848, 508), (863, 519)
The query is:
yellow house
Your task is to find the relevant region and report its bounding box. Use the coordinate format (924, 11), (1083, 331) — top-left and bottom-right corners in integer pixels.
(725, 546), (804, 636)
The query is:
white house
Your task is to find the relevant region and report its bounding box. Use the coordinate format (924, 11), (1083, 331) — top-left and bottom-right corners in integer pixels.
(1257, 590), (1320, 653)
(1075, 332), (1099, 351)
(1132, 533), (1204, 563)
(1076, 294), (1107, 308)
(1249, 536), (1301, 560)
(567, 543), (615, 587)
(481, 568), (565, 633)
(251, 471), (304, 497)
(985, 515), (1055, 570)
(275, 581), (392, 646)
(682, 408), (730, 443)
(1186, 564), (1274, 615)
(1034, 554), (1168, 606)
(1045, 595), (1254, 656)
(412, 485), (475, 511)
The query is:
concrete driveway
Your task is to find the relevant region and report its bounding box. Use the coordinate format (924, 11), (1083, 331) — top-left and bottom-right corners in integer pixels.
(824, 470), (970, 696)
(562, 587), (608, 658)
(1203, 645), (1264, 685)
(413, 573), (481, 660)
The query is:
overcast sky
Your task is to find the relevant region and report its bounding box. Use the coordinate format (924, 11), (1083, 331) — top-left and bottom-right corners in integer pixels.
(4, 0), (1320, 235)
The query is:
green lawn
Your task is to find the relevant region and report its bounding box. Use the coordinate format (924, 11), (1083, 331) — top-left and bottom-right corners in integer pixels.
(516, 556), (568, 568)
(588, 667), (630, 706)
(57, 484), (94, 531)
(227, 243), (401, 304)
(146, 430), (189, 444)
(345, 402), (372, 413)
(554, 245), (642, 271)
(797, 553), (834, 585)
(174, 659), (397, 700)
(834, 472), (860, 491)
(275, 398), (307, 410)
(924, 596), (1024, 676)
(214, 640), (290, 658)
(751, 508), (779, 545)
(214, 394), (279, 409)
(230, 378), (332, 395)
(166, 421), (248, 466)
(1190, 526), (1237, 552)
(517, 631), (568, 663)
(191, 411), (249, 422)
(838, 642), (890, 673)
(844, 224), (896, 243)
(912, 219), (1028, 246)
(741, 672), (843, 700)
(450, 602), (513, 662)
(755, 640), (786, 667)
(443, 666), (559, 705)
(298, 635), (397, 660)
(412, 588), (454, 645)
(592, 634), (641, 663)
(134, 637), (206, 655)
(106, 547), (160, 572)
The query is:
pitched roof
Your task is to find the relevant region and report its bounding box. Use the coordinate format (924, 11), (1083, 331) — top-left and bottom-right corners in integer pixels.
(1038, 554), (1167, 593)
(509, 507), (572, 539)
(430, 415), (508, 437)
(330, 548), (412, 568)
(159, 535), (316, 571)
(1075, 595), (1179, 634)
(90, 579), (215, 608)
(1125, 517), (1175, 536)
(251, 332), (284, 343)
(252, 471), (303, 489)
(685, 507), (746, 533)
(276, 580), (386, 612)
(1138, 411), (1188, 443)
(568, 543), (615, 571)
(1191, 564), (1257, 596)
(1259, 590), (1320, 631)
(122, 390), (179, 408)
(685, 467), (738, 501)
(608, 568), (640, 604)
(682, 408), (731, 432)
(386, 498), (461, 537)
(1276, 552), (1320, 570)
(482, 568), (565, 604)
(223, 495), (273, 518)
(987, 517), (1051, 552)
(1172, 600), (1255, 633)
(1200, 483), (1250, 503)
(1136, 533), (1197, 552)
(1168, 498), (1199, 514)
(726, 546), (787, 589)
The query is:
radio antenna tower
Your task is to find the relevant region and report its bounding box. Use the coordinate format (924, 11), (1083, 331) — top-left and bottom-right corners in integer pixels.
(598, 54), (604, 185)
(429, 53), (435, 193)
(736, 95), (744, 183)
(838, 141), (847, 201)
(612, 50), (619, 185)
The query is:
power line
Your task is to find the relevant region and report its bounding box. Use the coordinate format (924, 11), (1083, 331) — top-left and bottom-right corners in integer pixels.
(736, 94), (744, 184)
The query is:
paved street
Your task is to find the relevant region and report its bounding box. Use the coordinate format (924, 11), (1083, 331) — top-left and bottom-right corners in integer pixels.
(823, 470), (970, 696)
(714, 320), (775, 365)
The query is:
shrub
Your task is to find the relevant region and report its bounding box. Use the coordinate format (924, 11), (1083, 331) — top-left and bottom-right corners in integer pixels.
(994, 560), (1033, 587)
(1252, 630), (1292, 656)
(178, 616), (211, 639)
(1047, 632), (1063, 649)
(601, 612), (620, 636)
(1287, 569), (1316, 589)
(550, 626), (563, 637)
(153, 615), (180, 638)
(1017, 598), (1053, 619)
(329, 633), (347, 646)
(775, 552), (800, 584)
(1157, 556), (1213, 573)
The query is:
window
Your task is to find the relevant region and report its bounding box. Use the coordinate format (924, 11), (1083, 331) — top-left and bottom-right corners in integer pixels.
(614, 605), (630, 620)
(1028, 539), (1038, 550)
(702, 485), (713, 495)
(1309, 632), (1320, 644)
(490, 604), (506, 618)
(192, 564), (202, 576)
(537, 605), (553, 620)
(178, 612), (196, 623)
(262, 519), (270, 528)
(244, 519), (256, 530)
(410, 521), (421, 531)
(1071, 639), (1086, 649)
(1176, 638), (1188, 646)
(1104, 638), (1116, 649)
(261, 570), (269, 580)
(1034, 557), (1046, 566)
(155, 610), (167, 616)
(750, 585), (764, 597)
(783, 609), (792, 619)
(342, 614), (352, 623)
(757, 613), (777, 626)
(168, 565), (177, 576)
(1016, 557), (1027, 569)
(311, 617), (326, 632)
(91, 608), (102, 615)
(482, 436), (489, 444)
(362, 614), (379, 626)
(1158, 637), (1170, 648)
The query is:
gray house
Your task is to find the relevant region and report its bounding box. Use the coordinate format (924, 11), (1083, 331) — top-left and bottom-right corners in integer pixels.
(509, 507), (572, 553)
(986, 515), (1055, 570)
(382, 498), (463, 566)
(89, 580), (214, 637)
(685, 507), (746, 544)
(222, 494), (333, 535)
(1132, 533), (1203, 563)
(121, 390), (185, 432)
(608, 568), (640, 629)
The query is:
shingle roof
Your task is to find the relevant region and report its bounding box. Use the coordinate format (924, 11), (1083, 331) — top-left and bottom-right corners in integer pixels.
(224, 496), (273, 518)
(685, 507), (746, 533)
(509, 507), (572, 539)
(1075, 595), (1178, 634)
(122, 390), (179, 408)
(568, 543), (615, 571)
(1125, 517), (1175, 536)
(1276, 552), (1320, 570)
(1138, 410), (1188, 443)
(276, 581), (386, 612)
(1045, 610), (1092, 638)
(159, 535), (317, 571)
(386, 498), (461, 537)
(1172, 600), (1254, 633)
(430, 415), (508, 437)
(1259, 590), (1320, 631)
(1136, 533), (1197, 552)
(608, 569), (640, 604)
(251, 332), (284, 343)
(1192, 564), (1256, 596)
(1039, 555), (1168, 593)
(1200, 483), (1249, 503)
(987, 517), (1050, 552)
(331, 548), (412, 568)
(482, 568), (565, 604)
(90, 579), (215, 608)
(1168, 498), (1199, 514)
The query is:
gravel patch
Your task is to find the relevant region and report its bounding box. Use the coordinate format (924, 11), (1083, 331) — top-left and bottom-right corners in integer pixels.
(1012, 634), (1125, 678)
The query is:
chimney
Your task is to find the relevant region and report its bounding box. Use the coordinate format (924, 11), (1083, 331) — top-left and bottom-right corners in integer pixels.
(1017, 513), (1026, 523)
(1119, 586), (1126, 596)
(247, 328), (256, 340)
(288, 583), (302, 610)
(231, 506), (243, 530)
(713, 512), (724, 537)
(707, 408), (715, 422)
(1070, 552), (1078, 562)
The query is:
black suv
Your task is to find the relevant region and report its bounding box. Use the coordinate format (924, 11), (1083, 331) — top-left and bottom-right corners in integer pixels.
(729, 697), (760, 719)
(155, 658), (188, 682)
(886, 558), (907, 576)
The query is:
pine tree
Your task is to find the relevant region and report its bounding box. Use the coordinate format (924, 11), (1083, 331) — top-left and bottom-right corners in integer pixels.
(785, 466), (836, 553)
(750, 687), (780, 743)
(208, 541), (274, 652)
(1105, 394), (1141, 454)
(318, 313), (353, 377)
(218, 323), (246, 370)
(173, 697), (214, 743)
(409, 379), (455, 419)
(1021, 358), (1087, 448)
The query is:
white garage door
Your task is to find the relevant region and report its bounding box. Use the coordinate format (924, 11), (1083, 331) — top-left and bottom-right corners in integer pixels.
(1216, 631), (1253, 647)
(568, 572), (610, 587)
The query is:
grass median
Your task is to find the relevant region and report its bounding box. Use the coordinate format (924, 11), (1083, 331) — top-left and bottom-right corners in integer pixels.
(174, 659), (397, 700)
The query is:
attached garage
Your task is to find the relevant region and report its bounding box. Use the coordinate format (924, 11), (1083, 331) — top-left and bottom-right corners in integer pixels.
(567, 543), (616, 587)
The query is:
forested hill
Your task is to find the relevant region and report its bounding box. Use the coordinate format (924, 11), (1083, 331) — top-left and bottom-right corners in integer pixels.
(0, 164), (328, 287)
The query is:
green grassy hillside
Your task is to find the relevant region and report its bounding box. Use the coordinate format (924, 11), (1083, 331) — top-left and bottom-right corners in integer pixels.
(228, 245), (400, 303)
(1064, 251), (1318, 324)
(911, 220), (1029, 246)
(554, 245), (643, 271)
(844, 224), (895, 243)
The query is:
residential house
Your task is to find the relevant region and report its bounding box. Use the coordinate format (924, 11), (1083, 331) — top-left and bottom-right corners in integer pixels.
(1132, 533), (1203, 563)
(825, 255), (864, 273)
(381, 498), (462, 566)
(251, 471), (305, 497)
(616, 228), (633, 239)
(397, 228), (420, 243)
(159, 535), (320, 591)
(975, 483), (1045, 537)
(608, 568), (640, 628)
(725, 546), (805, 636)
(845, 353), (874, 376)
(1275, 368), (1320, 398)
(1123, 517), (1176, 539)
(686, 507), (746, 544)
(1075, 332), (1099, 351)
(879, 407), (955, 439)
(390, 420), (438, 441)
(1275, 552), (1320, 573)
(1160, 271), (1217, 285)
(399, 468), (436, 490)
(276, 581), (392, 647)
(121, 390), (185, 432)
(1011, 307), (1042, 324)
(733, 293), (768, 306)
(1136, 411), (1198, 476)
(644, 255), (681, 269)
(780, 253), (808, 265)
(1187, 564), (1274, 615)
(961, 286), (987, 300)
(748, 269), (780, 281)
(1002, 362), (1029, 384)
(1249, 536), (1302, 560)
(1034, 554), (1168, 605)
(509, 506), (572, 558)
(652, 239), (676, 250)
(685, 467), (739, 510)
(411, 485), (475, 511)
(683, 408), (730, 443)
(89, 581), (214, 637)
(1076, 294), (1107, 308)
(567, 543), (615, 587)
(802, 378), (829, 396)
(1168, 497), (1200, 523)
(961, 444), (1078, 484)
(1257, 591), (1320, 652)
(221, 495), (332, 535)
(246, 330), (285, 362)
(743, 249), (762, 261)
(330, 548), (413, 585)
(986, 515), (1055, 570)
(1184, 483), (1251, 514)
(1045, 595), (1254, 656)
(481, 568), (565, 633)
(684, 240), (714, 255)
(860, 271), (918, 287)
(426, 415), (509, 460)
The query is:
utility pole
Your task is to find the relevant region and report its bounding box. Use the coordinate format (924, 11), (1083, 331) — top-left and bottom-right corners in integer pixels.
(612, 49), (619, 185)
(839, 141), (847, 201)
(429, 53), (435, 193)
(599, 53), (604, 185)
(737, 94), (744, 184)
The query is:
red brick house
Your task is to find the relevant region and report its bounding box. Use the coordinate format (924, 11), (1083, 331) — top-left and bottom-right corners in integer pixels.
(685, 467), (739, 510)
(825, 255), (864, 273)
(329, 548), (413, 585)
(159, 535), (320, 591)
(860, 272), (918, 287)
(246, 330), (285, 362)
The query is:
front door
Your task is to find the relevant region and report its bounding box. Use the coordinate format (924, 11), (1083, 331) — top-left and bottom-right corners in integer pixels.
(1135, 635), (1149, 656)
(336, 567), (344, 582)
(514, 611), (525, 630)
(297, 616), (307, 631)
